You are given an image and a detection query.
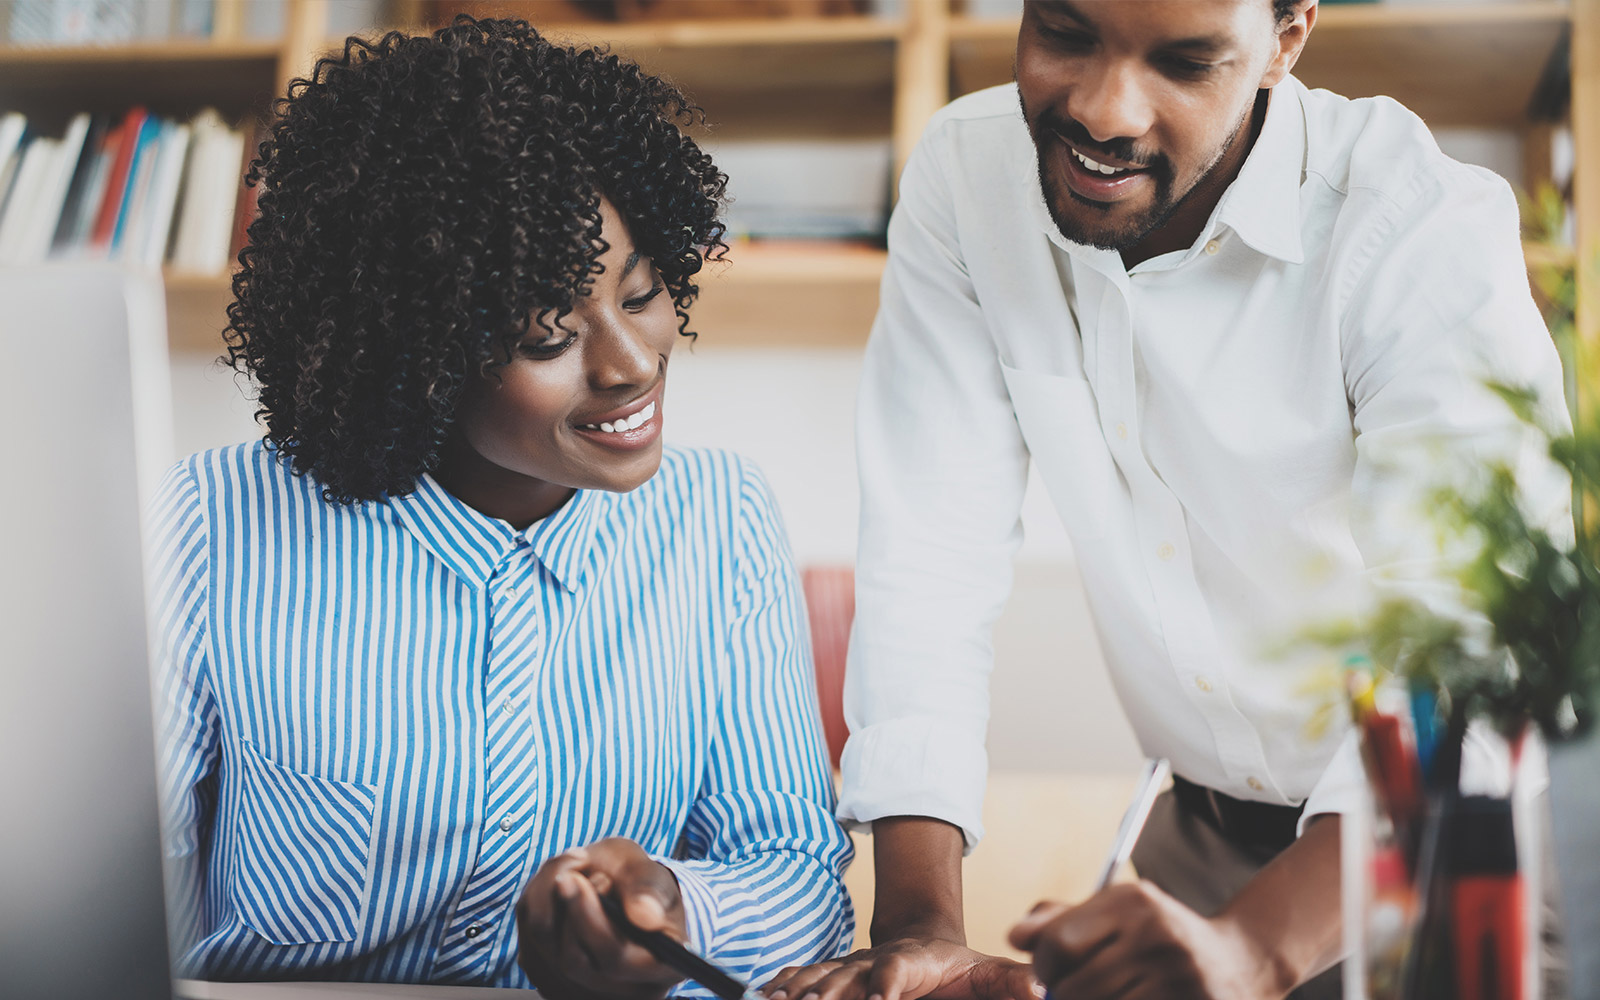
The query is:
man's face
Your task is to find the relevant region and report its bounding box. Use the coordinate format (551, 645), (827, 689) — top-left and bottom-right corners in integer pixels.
(1017, 0), (1296, 252)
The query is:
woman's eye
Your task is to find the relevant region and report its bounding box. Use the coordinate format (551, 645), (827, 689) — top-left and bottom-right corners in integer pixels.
(624, 280), (667, 313)
(519, 330), (577, 358)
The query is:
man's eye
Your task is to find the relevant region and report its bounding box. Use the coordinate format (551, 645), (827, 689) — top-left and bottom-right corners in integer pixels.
(1164, 56), (1216, 78)
(1041, 26), (1094, 50)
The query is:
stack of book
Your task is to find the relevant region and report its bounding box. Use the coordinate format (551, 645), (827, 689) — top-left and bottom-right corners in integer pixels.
(7, 0), (221, 44)
(0, 108), (256, 274)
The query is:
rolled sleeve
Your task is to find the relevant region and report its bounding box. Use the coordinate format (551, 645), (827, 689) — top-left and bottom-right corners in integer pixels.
(839, 117), (1031, 855)
(836, 716), (990, 851)
(1297, 729), (1365, 836)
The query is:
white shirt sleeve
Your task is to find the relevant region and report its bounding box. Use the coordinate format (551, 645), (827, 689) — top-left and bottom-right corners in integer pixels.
(1299, 166), (1570, 831)
(836, 125), (1033, 852)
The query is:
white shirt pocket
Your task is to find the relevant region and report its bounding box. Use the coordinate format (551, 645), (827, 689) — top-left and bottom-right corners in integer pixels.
(999, 362), (1116, 542)
(231, 741), (378, 945)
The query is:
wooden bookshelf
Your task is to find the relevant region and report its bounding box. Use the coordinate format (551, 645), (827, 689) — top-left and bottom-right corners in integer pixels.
(159, 241), (888, 355)
(3, 0), (1595, 353)
(0, 40), (281, 121)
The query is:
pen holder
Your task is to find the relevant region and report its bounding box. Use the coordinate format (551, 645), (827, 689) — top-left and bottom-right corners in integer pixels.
(1344, 720), (1547, 1000)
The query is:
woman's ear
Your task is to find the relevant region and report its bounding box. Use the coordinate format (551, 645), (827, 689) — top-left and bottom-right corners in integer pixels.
(1259, 0), (1318, 91)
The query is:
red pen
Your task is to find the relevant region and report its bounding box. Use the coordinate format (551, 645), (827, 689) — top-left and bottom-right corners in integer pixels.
(1450, 795), (1524, 1000)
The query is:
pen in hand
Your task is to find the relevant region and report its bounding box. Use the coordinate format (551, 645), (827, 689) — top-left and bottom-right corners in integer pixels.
(1093, 757), (1172, 891)
(597, 890), (766, 1000)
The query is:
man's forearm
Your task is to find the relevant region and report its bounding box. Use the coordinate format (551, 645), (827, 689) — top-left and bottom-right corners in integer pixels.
(1214, 815), (1343, 995)
(869, 816), (968, 944)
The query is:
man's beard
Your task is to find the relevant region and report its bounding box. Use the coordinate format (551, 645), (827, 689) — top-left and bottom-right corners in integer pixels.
(1020, 92), (1250, 254)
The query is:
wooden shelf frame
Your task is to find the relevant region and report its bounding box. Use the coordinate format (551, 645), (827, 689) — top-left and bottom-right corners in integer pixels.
(4, 0), (1595, 352)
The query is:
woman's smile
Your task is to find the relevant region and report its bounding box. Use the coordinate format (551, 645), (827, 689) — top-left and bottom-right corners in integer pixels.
(571, 380), (665, 453)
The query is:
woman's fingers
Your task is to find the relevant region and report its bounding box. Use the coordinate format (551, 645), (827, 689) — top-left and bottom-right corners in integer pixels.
(561, 865), (685, 990)
(578, 837), (686, 939)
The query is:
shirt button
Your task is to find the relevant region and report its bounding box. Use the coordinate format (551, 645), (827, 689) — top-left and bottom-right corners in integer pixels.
(1157, 542), (1176, 561)
(1194, 676), (1213, 693)
(500, 699), (516, 716)
(1115, 422), (1128, 440)
(464, 923), (484, 939)
(1247, 776), (1265, 792)
(499, 817), (513, 832)
(1204, 239), (1220, 255)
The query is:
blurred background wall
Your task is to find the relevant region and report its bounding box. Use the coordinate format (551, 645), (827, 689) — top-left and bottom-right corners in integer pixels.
(3, 0), (1593, 957)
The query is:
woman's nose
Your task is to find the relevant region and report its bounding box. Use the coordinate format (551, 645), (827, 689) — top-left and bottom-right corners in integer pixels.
(587, 312), (660, 390)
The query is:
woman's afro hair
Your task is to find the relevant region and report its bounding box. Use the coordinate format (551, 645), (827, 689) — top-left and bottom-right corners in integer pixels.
(225, 16), (727, 503)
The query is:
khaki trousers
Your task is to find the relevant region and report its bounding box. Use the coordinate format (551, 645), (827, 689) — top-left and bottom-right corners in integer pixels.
(1128, 789), (1343, 1000)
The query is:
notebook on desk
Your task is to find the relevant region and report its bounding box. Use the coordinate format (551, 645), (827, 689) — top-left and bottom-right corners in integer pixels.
(175, 981), (540, 999)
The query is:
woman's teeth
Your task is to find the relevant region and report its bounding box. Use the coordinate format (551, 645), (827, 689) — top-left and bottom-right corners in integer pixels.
(585, 400), (657, 434)
(1072, 148), (1131, 176)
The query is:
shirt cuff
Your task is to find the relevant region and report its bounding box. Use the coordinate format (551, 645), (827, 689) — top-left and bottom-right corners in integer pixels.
(1298, 728), (1365, 838)
(653, 856), (724, 962)
(1298, 719), (1554, 839)
(835, 715), (990, 853)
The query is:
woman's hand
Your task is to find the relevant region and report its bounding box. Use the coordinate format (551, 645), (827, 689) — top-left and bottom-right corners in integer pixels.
(516, 838), (690, 1000)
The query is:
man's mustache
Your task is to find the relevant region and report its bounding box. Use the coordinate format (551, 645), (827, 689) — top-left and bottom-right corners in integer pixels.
(1040, 111), (1165, 173)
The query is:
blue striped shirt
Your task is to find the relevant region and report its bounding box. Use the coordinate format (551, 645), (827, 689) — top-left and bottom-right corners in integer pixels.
(148, 440), (854, 989)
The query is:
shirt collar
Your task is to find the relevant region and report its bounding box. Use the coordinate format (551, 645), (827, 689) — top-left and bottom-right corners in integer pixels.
(388, 474), (602, 593)
(522, 486), (603, 594)
(1025, 76), (1308, 267)
(1211, 76), (1307, 265)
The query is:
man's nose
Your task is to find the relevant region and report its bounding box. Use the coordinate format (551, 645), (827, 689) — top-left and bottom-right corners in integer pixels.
(1068, 61), (1155, 148)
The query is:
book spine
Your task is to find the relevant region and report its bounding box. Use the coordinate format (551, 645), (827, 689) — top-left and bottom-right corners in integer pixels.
(110, 113), (162, 253)
(141, 123), (191, 267)
(90, 108), (147, 251)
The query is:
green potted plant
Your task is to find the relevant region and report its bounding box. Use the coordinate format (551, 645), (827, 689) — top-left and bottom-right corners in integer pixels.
(1304, 186), (1599, 996)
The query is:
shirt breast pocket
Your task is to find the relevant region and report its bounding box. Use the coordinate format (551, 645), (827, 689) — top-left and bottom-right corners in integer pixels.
(232, 741), (378, 946)
(999, 362), (1116, 542)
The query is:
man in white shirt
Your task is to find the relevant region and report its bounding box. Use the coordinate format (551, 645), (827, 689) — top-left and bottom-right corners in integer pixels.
(762, 2), (1566, 999)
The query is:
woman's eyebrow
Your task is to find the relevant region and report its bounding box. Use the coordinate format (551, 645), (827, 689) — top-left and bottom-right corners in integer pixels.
(620, 250), (644, 280)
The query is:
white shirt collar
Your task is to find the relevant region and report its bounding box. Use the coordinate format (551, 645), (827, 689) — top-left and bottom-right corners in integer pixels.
(1213, 76), (1307, 265)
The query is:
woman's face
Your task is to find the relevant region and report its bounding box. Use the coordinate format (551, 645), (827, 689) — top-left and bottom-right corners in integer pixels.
(440, 198), (680, 523)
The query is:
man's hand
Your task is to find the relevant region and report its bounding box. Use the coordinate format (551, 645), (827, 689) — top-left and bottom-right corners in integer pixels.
(1007, 881), (1285, 1000)
(515, 838), (689, 1000)
(763, 938), (1041, 1000)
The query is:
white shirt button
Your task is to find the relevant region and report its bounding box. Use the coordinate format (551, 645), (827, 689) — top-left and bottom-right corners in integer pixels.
(1247, 776), (1265, 792)
(1204, 239), (1220, 255)
(499, 817), (513, 832)
(500, 699), (516, 716)
(1115, 422), (1128, 440)
(1194, 676), (1213, 693)
(1157, 542), (1176, 561)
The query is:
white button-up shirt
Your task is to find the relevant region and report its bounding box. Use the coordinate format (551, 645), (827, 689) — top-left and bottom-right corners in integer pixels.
(838, 77), (1567, 848)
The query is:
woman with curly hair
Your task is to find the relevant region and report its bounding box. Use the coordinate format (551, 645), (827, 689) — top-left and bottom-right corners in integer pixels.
(147, 17), (854, 994)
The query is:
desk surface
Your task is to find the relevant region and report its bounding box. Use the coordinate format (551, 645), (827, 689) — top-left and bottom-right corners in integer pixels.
(176, 980), (540, 999)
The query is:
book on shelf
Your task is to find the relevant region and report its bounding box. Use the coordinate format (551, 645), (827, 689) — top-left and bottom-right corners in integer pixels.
(0, 106), (254, 276)
(2, 0), (288, 46)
